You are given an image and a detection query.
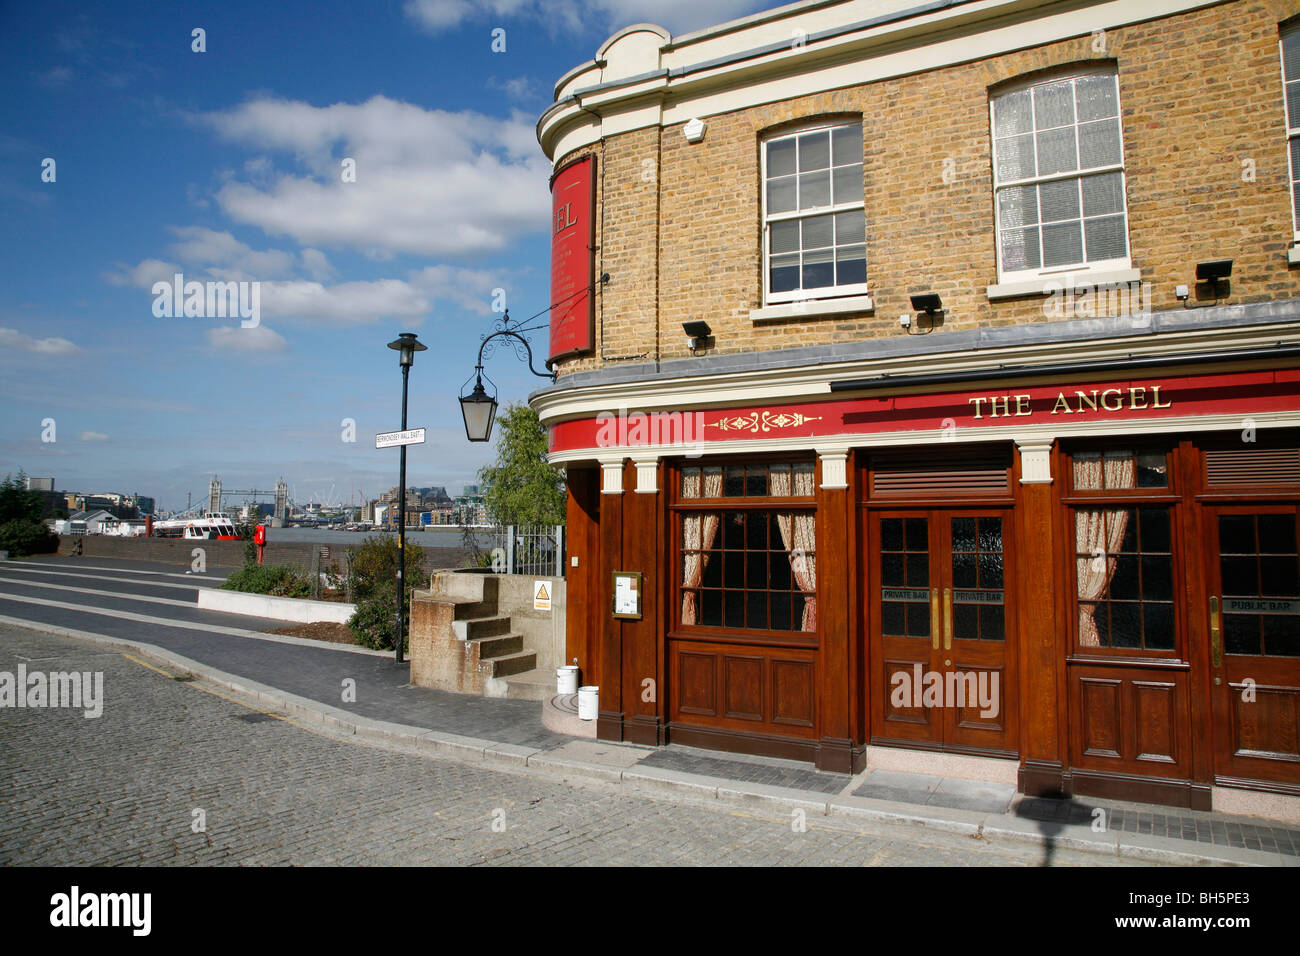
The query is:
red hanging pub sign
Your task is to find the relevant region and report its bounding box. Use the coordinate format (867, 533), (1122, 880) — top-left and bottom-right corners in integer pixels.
(549, 155), (596, 364)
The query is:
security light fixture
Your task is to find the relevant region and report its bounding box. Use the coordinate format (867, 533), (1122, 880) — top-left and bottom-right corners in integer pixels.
(1195, 259), (1233, 282)
(1190, 258), (1233, 303)
(910, 293), (943, 315)
(683, 320), (713, 352)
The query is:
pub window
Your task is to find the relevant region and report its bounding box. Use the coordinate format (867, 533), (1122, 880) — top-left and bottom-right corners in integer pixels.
(678, 462), (817, 633)
(1071, 448), (1175, 652)
(762, 121), (867, 305)
(990, 67), (1131, 283)
(1219, 514), (1300, 657)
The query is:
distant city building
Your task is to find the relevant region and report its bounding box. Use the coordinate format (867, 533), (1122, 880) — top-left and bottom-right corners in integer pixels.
(24, 476), (54, 492)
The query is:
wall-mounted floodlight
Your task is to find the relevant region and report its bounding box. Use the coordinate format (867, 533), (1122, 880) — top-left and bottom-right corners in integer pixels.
(683, 320), (713, 352)
(1195, 259), (1233, 298)
(1195, 259), (1233, 282)
(910, 293), (943, 316)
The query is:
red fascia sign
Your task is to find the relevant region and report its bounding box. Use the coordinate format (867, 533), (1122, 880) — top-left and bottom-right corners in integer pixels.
(548, 367), (1300, 454)
(549, 155), (596, 364)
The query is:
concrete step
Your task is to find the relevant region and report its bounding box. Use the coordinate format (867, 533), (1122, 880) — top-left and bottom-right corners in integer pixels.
(449, 599), (497, 620)
(472, 633), (523, 659)
(504, 667), (558, 701)
(488, 650), (537, 679)
(456, 615), (511, 640)
(431, 569), (498, 603)
(541, 693), (597, 738)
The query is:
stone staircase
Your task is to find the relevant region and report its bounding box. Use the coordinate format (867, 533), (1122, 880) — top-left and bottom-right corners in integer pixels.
(409, 572), (538, 698)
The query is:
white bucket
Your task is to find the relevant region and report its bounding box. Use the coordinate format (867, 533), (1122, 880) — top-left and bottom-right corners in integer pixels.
(577, 685), (599, 721)
(556, 665), (579, 695)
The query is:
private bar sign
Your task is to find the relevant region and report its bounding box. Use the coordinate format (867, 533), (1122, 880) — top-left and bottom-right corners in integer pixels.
(375, 428), (426, 448)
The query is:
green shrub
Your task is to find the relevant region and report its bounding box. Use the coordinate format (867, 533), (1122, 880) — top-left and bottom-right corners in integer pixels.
(221, 563), (311, 598)
(343, 536), (424, 649)
(347, 581), (403, 651)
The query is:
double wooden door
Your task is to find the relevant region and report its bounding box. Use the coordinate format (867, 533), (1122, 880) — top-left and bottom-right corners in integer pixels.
(1204, 505), (1300, 786)
(867, 509), (1017, 754)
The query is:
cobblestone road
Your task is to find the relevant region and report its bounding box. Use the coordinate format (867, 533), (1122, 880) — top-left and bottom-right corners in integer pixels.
(0, 626), (1156, 866)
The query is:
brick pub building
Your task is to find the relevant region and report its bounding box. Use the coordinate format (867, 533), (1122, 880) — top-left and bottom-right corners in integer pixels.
(532, 0), (1300, 812)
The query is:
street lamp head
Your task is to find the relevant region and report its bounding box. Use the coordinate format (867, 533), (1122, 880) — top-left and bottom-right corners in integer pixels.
(459, 369), (498, 442)
(388, 332), (427, 367)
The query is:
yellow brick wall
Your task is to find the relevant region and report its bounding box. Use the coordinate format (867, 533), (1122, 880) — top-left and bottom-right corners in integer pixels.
(553, 0), (1300, 377)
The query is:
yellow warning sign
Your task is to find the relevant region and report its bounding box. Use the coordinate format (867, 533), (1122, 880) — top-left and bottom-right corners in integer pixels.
(533, 580), (551, 611)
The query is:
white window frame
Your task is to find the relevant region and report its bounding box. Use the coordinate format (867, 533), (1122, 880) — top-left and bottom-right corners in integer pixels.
(989, 66), (1134, 293)
(1280, 24), (1300, 247)
(760, 119), (868, 307)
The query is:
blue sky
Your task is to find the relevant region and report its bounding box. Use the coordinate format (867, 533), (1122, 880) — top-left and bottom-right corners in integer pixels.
(0, 0), (771, 513)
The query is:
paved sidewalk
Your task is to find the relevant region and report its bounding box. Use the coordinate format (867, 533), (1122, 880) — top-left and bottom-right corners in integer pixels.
(2, 555), (1297, 866)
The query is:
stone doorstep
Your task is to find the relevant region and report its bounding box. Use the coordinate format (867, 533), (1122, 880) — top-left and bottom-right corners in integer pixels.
(541, 693), (597, 738)
(506, 667), (560, 701)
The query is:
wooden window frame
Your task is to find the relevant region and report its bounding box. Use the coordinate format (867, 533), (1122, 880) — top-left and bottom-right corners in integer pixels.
(670, 456), (819, 647)
(1061, 442), (1185, 662)
(989, 65), (1133, 286)
(761, 119), (868, 306)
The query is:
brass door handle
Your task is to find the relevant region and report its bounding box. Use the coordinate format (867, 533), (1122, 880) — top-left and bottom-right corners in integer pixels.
(930, 588), (940, 650)
(1210, 596), (1222, 667)
(943, 588), (952, 650)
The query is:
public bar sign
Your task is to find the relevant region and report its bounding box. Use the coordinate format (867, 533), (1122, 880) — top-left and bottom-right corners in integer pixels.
(549, 155), (596, 364)
(375, 428), (426, 449)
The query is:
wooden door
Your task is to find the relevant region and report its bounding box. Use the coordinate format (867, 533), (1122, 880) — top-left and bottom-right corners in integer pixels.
(869, 510), (1015, 753)
(1205, 506), (1300, 787)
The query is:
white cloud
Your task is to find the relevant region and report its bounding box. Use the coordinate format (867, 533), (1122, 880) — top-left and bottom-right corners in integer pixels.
(78, 431), (109, 442)
(409, 265), (503, 315)
(0, 327), (80, 356)
(300, 248), (334, 281)
(204, 325), (289, 353)
(259, 279), (429, 323)
(200, 95), (549, 258)
(405, 0), (764, 35)
(103, 258), (180, 288)
(487, 76), (537, 101)
(166, 226), (296, 279)
(107, 245), (428, 325)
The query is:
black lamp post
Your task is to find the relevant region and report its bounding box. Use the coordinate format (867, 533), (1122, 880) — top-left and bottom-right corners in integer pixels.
(459, 314), (553, 443)
(387, 332), (426, 663)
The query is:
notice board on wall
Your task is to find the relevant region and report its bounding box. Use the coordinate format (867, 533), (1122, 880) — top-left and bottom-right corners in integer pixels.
(549, 155), (596, 364)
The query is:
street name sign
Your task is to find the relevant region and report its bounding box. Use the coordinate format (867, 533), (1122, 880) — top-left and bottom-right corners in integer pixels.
(375, 428), (426, 449)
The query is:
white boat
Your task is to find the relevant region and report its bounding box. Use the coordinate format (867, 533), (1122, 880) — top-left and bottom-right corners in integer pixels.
(150, 513), (240, 540)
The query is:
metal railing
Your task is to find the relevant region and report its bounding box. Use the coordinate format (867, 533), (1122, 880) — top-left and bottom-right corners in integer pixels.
(483, 525), (566, 577)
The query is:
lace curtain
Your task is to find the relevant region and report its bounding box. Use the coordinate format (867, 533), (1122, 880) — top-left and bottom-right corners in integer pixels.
(769, 467), (817, 631)
(1075, 454), (1135, 647)
(680, 468), (722, 625)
